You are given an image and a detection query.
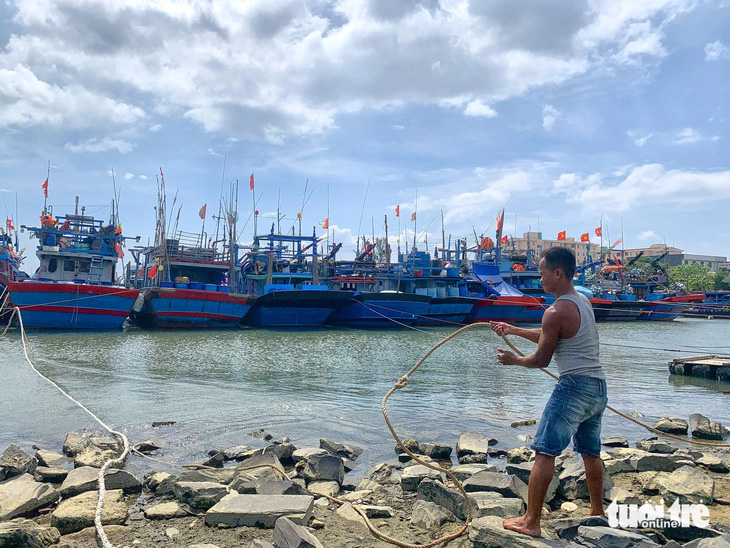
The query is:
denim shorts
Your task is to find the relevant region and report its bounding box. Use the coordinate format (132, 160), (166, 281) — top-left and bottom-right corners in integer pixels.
(531, 374), (608, 458)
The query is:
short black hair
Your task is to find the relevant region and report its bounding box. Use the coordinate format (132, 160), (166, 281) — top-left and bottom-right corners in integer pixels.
(541, 247), (576, 279)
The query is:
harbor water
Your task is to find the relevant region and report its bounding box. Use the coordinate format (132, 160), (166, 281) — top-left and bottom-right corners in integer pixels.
(1, 318), (728, 477)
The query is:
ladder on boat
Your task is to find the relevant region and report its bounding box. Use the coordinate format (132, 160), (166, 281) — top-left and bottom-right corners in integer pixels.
(87, 255), (104, 284)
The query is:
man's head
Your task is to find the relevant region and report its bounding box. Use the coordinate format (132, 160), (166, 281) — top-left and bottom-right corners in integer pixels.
(539, 247), (576, 293)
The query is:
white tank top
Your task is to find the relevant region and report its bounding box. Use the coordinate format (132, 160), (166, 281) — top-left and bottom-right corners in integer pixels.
(553, 293), (604, 379)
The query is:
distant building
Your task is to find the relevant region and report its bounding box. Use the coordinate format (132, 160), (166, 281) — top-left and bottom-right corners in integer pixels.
(666, 253), (728, 271)
(503, 232), (600, 264)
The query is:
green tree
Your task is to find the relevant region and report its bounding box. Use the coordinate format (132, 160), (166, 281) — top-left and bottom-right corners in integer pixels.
(669, 264), (714, 291)
(713, 269), (730, 290)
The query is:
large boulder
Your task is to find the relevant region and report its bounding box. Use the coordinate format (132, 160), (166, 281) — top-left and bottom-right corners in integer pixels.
(419, 442), (453, 460)
(416, 478), (471, 521)
(62, 432), (122, 457)
(401, 465), (442, 492)
(462, 471), (528, 503)
(410, 499), (457, 530)
(689, 414), (729, 440)
(273, 516), (324, 548)
(0, 474), (59, 520)
(0, 518), (60, 547)
(204, 494), (314, 529)
(50, 489), (127, 535)
(558, 458), (613, 501)
(654, 417), (689, 436)
(469, 515), (558, 547)
(650, 465), (715, 504)
(299, 453), (344, 485)
(59, 466), (141, 497)
(635, 438), (678, 454)
(319, 439), (362, 461)
(172, 481), (228, 509)
(456, 433), (490, 463)
(0, 446), (38, 480)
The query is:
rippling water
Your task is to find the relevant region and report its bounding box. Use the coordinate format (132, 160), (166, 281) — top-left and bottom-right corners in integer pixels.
(1, 318), (728, 476)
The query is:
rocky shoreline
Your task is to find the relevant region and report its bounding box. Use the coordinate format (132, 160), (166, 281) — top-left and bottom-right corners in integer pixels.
(1, 414), (729, 548)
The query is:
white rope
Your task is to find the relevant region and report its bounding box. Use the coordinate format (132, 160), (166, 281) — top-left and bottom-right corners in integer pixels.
(12, 306), (130, 548)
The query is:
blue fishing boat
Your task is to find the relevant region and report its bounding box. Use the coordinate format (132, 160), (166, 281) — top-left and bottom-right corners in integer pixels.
(128, 174), (256, 329)
(240, 225), (352, 327)
(6, 203), (138, 330)
(682, 291), (730, 319)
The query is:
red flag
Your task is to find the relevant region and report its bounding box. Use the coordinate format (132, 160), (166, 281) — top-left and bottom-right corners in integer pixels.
(320, 218), (329, 230)
(557, 230), (566, 241)
(6, 218), (14, 231)
(612, 237), (623, 248)
(42, 178), (48, 198)
(501, 235), (508, 244)
(199, 204), (207, 219)
(595, 227), (602, 237)
(580, 233), (590, 242)
(147, 264), (158, 278)
(411, 212), (416, 222)
(249, 173), (254, 190)
(496, 214), (502, 230)
(395, 205), (400, 217)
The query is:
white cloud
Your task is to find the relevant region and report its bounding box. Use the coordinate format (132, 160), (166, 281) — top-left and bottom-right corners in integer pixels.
(563, 164), (730, 214)
(124, 173), (134, 180)
(392, 125), (404, 130)
(0, 0), (695, 142)
(705, 41), (729, 61)
(542, 104), (560, 130)
(64, 137), (134, 153)
(149, 124), (162, 132)
(673, 127), (719, 144)
(464, 100), (497, 118)
(628, 131), (653, 146)
(139, 175), (148, 180)
(637, 229), (658, 241)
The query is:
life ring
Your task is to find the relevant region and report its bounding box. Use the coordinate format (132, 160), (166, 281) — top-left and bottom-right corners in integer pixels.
(254, 261), (264, 275)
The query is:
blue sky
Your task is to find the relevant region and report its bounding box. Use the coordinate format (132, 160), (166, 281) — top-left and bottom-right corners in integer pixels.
(1, 0), (729, 272)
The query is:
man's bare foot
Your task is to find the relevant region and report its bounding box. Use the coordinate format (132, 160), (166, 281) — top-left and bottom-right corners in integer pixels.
(502, 516), (541, 537)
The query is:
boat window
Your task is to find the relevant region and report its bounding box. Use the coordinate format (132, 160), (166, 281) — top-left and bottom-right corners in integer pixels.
(79, 260), (90, 273)
(63, 260), (75, 272)
(48, 258), (57, 273)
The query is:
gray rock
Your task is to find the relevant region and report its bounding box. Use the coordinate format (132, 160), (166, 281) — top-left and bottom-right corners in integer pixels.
(143, 471), (172, 492)
(264, 442), (296, 464)
(401, 464), (442, 492)
(0, 473), (59, 520)
(635, 438), (678, 454)
(456, 433), (490, 461)
(0, 518), (60, 547)
(631, 452), (692, 473)
(462, 471), (528, 503)
(205, 494), (314, 528)
(34, 449), (69, 469)
(292, 448), (328, 463)
(696, 454), (730, 473)
(607, 487), (641, 505)
(173, 481), (229, 509)
(202, 451), (226, 468)
(506, 462), (559, 504)
(221, 445), (253, 461)
(576, 525), (659, 547)
(416, 478), (471, 521)
(256, 479), (308, 496)
(299, 453), (344, 485)
(507, 447), (535, 464)
(394, 438), (419, 455)
(469, 515), (558, 547)
(654, 417), (689, 435)
(360, 505), (393, 518)
(652, 465), (715, 504)
(419, 442), (453, 460)
(250, 541), (275, 548)
(59, 466), (141, 497)
(364, 462), (397, 484)
(305, 481), (338, 498)
(319, 438), (363, 461)
(273, 516), (324, 548)
(62, 432), (122, 457)
(144, 501), (188, 519)
(0, 445), (37, 480)
(558, 458), (613, 501)
(552, 515), (610, 540)
(450, 463), (497, 482)
(335, 502), (367, 529)
(133, 439), (164, 454)
(681, 536), (730, 548)
(410, 499), (457, 530)
(50, 489), (127, 535)
(34, 466), (68, 484)
(238, 451), (286, 481)
(473, 496), (524, 518)
(690, 414), (729, 441)
(602, 437), (629, 448)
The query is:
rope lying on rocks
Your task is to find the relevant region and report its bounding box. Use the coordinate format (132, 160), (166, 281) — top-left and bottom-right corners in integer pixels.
(6, 307), (130, 548)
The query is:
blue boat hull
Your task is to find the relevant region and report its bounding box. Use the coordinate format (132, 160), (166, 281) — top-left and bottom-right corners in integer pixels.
(243, 290), (353, 327)
(417, 296), (475, 325)
(326, 292), (431, 327)
(6, 282), (139, 330)
(130, 287), (255, 329)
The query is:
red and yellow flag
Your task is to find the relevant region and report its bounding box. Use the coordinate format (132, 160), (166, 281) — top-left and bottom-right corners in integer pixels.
(580, 233), (590, 242)
(557, 230), (566, 241)
(320, 218), (329, 230)
(501, 235), (508, 244)
(395, 205), (400, 217)
(42, 178), (49, 198)
(595, 227), (602, 237)
(411, 212), (416, 222)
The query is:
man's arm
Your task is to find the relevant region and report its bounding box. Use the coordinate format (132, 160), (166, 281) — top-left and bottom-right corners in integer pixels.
(490, 321), (541, 344)
(496, 308), (561, 368)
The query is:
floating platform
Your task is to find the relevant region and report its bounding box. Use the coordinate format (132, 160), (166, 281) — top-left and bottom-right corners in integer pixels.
(668, 355), (730, 382)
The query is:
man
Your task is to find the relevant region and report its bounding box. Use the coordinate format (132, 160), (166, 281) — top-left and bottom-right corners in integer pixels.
(490, 247), (607, 537)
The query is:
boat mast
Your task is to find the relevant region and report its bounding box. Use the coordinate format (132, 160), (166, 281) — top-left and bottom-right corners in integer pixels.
(384, 214), (390, 269)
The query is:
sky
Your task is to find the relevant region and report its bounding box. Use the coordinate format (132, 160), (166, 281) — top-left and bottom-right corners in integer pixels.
(1, 0), (729, 272)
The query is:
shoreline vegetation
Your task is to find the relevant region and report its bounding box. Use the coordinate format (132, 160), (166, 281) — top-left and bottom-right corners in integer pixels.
(1, 416), (729, 548)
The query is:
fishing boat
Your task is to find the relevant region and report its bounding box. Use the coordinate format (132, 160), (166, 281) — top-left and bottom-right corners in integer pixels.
(682, 291), (730, 319)
(240, 226), (352, 327)
(128, 174), (256, 329)
(6, 201), (138, 330)
(0, 231), (22, 289)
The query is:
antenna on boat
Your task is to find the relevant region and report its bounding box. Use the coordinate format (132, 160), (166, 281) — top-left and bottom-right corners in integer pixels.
(356, 179), (369, 256)
(412, 189), (418, 251)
